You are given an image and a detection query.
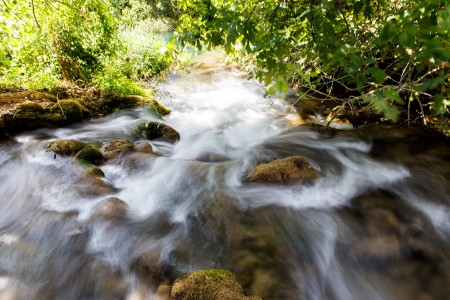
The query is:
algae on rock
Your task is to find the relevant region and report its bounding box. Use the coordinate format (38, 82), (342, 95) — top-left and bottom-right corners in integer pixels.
(171, 269), (262, 300)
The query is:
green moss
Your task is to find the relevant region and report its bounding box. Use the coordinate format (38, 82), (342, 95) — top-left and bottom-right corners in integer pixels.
(171, 269), (261, 300)
(28, 92), (57, 102)
(75, 145), (103, 164)
(195, 269), (236, 282)
(50, 100), (91, 122)
(77, 159), (105, 177)
(39, 113), (66, 123)
(47, 139), (88, 156)
(16, 101), (45, 114)
(142, 98), (171, 116)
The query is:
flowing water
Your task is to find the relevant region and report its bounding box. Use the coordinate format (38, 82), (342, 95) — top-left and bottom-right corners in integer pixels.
(0, 54), (449, 299)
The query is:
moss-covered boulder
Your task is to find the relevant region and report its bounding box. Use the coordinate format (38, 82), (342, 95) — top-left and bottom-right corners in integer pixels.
(77, 159), (105, 177)
(245, 156), (320, 184)
(101, 140), (135, 160)
(46, 139), (88, 156)
(171, 269), (262, 300)
(98, 95), (171, 116)
(49, 100), (91, 122)
(136, 121), (180, 143)
(15, 101), (45, 114)
(75, 145), (103, 164)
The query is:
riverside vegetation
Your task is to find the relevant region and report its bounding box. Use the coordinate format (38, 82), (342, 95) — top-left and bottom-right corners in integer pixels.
(1, 0), (448, 134)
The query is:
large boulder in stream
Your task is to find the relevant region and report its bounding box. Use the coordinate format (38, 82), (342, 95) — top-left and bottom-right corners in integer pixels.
(46, 139), (103, 164)
(136, 121), (180, 143)
(47, 139), (89, 156)
(245, 156), (320, 184)
(171, 269), (262, 300)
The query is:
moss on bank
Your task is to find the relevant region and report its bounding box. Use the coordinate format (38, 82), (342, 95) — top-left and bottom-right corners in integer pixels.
(0, 91), (171, 135)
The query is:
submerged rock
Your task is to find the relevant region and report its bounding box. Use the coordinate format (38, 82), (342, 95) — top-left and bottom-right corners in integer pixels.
(136, 121), (180, 143)
(350, 235), (401, 264)
(91, 197), (128, 220)
(245, 156), (320, 184)
(101, 140), (135, 160)
(133, 141), (154, 154)
(170, 269), (262, 300)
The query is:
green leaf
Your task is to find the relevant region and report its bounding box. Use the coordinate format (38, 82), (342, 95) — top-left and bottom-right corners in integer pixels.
(367, 67), (386, 84)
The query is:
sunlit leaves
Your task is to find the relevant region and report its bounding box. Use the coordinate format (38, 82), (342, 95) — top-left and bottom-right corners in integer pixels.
(174, 0), (449, 121)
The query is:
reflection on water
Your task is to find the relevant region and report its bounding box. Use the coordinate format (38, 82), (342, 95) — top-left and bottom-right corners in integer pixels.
(0, 55), (449, 299)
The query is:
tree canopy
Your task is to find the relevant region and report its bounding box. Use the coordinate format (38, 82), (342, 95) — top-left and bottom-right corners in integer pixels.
(173, 0), (450, 125)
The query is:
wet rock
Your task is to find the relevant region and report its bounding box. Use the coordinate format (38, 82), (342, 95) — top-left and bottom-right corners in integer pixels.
(99, 95), (171, 116)
(47, 139), (88, 156)
(49, 100), (91, 122)
(131, 251), (175, 287)
(350, 235), (401, 264)
(250, 268), (278, 299)
(74, 145), (103, 164)
(15, 101), (45, 115)
(196, 152), (229, 162)
(134, 141), (154, 154)
(245, 156), (320, 184)
(80, 176), (118, 197)
(157, 283), (172, 300)
(91, 197), (128, 220)
(101, 140), (134, 160)
(137, 121), (180, 143)
(79, 161), (105, 177)
(170, 269), (262, 300)
(0, 91), (171, 135)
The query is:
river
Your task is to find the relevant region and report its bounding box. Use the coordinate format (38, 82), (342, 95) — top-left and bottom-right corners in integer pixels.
(0, 54), (449, 299)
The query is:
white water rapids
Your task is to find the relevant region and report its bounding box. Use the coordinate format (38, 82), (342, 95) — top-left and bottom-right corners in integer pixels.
(0, 54), (449, 299)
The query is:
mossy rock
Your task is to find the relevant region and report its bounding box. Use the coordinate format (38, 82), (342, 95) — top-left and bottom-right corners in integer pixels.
(77, 159), (105, 177)
(136, 121), (180, 143)
(75, 145), (103, 164)
(245, 156), (320, 184)
(47, 139), (88, 156)
(99, 95), (171, 116)
(26, 91), (57, 102)
(144, 98), (171, 116)
(15, 101), (45, 114)
(50, 100), (91, 122)
(171, 269), (262, 300)
(101, 140), (135, 160)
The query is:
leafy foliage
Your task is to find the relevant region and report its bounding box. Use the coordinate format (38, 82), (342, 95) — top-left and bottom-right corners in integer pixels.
(1, 0), (117, 85)
(174, 0), (450, 124)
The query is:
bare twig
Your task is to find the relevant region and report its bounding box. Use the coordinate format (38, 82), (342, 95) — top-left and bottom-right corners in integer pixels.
(31, 0), (41, 28)
(56, 93), (67, 120)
